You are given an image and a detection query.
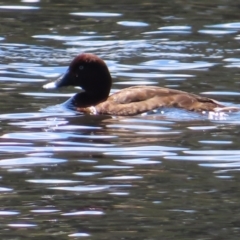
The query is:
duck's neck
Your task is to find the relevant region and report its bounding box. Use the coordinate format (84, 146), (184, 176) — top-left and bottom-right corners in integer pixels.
(71, 90), (110, 108)
(72, 64), (112, 107)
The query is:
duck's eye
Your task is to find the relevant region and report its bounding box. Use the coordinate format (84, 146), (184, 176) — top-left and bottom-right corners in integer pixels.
(79, 65), (84, 70)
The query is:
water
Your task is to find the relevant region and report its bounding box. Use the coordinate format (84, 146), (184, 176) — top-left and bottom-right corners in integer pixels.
(0, 1), (240, 239)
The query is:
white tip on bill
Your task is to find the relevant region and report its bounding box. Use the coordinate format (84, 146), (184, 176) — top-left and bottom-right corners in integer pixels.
(43, 81), (57, 89)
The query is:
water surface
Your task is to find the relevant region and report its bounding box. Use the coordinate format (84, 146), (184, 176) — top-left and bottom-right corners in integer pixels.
(0, 1), (240, 239)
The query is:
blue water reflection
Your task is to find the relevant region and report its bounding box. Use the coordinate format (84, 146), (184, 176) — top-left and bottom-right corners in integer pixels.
(1, 0), (240, 239)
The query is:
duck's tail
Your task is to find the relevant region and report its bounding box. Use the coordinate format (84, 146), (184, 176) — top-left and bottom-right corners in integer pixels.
(205, 106), (240, 120)
(214, 106), (240, 112)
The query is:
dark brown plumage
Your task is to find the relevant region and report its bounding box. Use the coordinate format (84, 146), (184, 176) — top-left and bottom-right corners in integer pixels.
(43, 53), (237, 116)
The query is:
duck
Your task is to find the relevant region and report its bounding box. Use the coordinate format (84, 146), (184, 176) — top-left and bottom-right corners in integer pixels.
(43, 53), (238, 116)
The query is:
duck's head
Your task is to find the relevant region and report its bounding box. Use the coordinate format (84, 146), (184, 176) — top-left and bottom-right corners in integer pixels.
(43, 53), (112, 105)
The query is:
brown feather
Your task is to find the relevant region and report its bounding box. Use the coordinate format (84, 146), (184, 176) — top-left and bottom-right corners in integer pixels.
(92, 86), (225, 116)
(44, 53), (238, 116)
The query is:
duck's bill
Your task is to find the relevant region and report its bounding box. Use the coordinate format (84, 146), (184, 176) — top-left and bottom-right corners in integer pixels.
(43, 81), (58, 89)
(43, 70), (72, 89)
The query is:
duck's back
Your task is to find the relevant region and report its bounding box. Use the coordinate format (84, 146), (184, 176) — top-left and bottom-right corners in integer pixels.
(95, 86), (224, 116)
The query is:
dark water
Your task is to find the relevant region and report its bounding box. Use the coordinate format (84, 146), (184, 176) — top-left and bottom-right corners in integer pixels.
(1, 0), (240, 239)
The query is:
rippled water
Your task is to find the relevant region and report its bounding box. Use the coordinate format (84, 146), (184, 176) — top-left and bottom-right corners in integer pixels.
(1, 1), (240, 239)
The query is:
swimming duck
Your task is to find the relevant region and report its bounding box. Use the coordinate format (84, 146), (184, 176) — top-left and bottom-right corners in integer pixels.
(43, 53), (237, 116)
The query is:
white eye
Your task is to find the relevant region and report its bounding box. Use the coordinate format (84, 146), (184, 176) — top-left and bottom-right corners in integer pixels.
(79, 65), (84, 70)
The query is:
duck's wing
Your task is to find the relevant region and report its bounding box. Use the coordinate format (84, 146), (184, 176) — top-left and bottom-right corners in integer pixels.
(95, 86), (225, 116)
